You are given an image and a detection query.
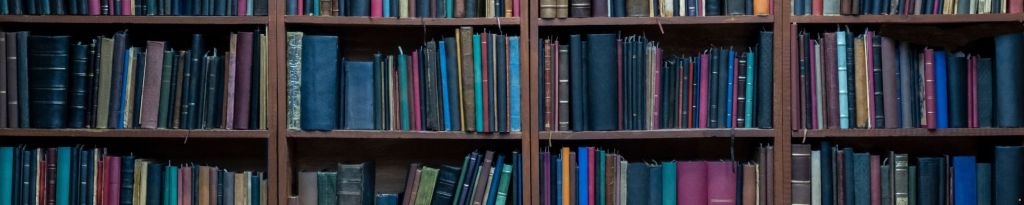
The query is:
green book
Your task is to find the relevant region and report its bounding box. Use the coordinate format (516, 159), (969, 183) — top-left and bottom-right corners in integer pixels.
(662, 161), (676, 205)
(494, 164), (513, 205)
(157, 50), (174, 128)
(744, 51), (755, 128)
(472, 34), (483, 131)
(96, 37), (114, 129)
(909, 166), (916, 205)
(398, 49), (409, 130)
(452, 155), (470, 205)
(414, 167), (439, 205)
(317, 172), (337, 205)
(597, 150), (606, 205)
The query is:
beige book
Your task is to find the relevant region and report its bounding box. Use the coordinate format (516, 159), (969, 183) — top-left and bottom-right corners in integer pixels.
(199, 166), (210, 205)
(854, 38), (868, 128)
(259, 34), (268, 130)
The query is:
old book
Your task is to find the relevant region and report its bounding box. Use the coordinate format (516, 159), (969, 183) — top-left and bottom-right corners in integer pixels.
(338, 162), (374, 205)
(27, 35), (70, 128)
(923, 48), (936, 129)
(285, 32), (303, 130)
(823, 33), (839, 129)
(586, 34), (618, 131)
(993, 33), (1023, 127)
(298, 171), (317, 205)
(431, 165), (460, 205)
(994, 146), (1023, 205)
(756, 31), (773, 128)
(414, 167), (439, 205)
(471, 151), (494, 205)
(138, 41), (164, 129)
(707, 161), (735, 205)
(556, 44), (569, 131)
(4, 33), (15, 128)
(854, 37), (867, 128)
(569, 0), (589, 16)
(344, 61), (376, 130)
(626, 0), (648, 16)
(893, 154), (909, 205)
(64, 43), (87, 128)
(317, 172), (337, 205)
(555, 0), (567, 17)
(232, 32), (253, 130)
(299, 35), (338, 131)
(458, 27), (476, 132)
(792, 144), (812, 205)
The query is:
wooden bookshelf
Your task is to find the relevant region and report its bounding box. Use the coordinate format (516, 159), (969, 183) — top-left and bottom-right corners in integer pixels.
(790, 13), (1024, 24)
(284, 16), (521, 26)
(0, 128), (269, 138)
(539, 129), (774, 140)
(287, 130), (523, 139)
(0, 16), (269, 24)
(791, 128), (1024, 138)
(538, 16), (774, 26)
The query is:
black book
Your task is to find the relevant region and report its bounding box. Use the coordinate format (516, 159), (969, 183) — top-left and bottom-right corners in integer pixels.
(68, 43), (88, 128)
(186, 34), (205, 129)
(846, 32), (857, 127)
(569, 34), (585, 131)
(586, 34), (617, 131)
(131, 49), (146, 128)
(424, 42), (439, 131)
(871, 35), (884, 128)
(250, 29), (262, 129)
(708, 48), (720, 128)
(27, 35), (70, 128)
(78, 149), (90, 205)
(717, 48), (729, 128)
(119, 155), (134, 205)
(495, 34), (507, 132)
(432, 165), (461, 205)
(87, 39), (100, 128)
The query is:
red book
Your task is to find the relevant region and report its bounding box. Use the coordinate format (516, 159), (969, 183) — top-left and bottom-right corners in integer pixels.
(687, 61), (695, 128)
(234, 32), (254, 130)
(541, 154), (550, 205)
(1011, 0), (1021, 13)
(652, 48), (661, 129)
(836, 150), (845, 205)
(37, 150), (46, 205)
(678, 161), (707, 205)
(731, 54), (739, 128)
(707, 161), (736, 205)
(407, 54), (418, 130)
(46, 149), (56, 205)
(870, 155), (880, 205)
(617, 39), (623, 130)
(297, 0), (303, 15)
(371, 0), (382, 16)
(107, 156), (120, 205)
(411, 52), (421, 130)
(183, 167), (192, 205)
(481, 34), (490, 132)
(89, 0), (100, 15)
(95, 156), (103, 205)
(587, 147), (595, 205)
(809, 39), (818, 129)
(698, 54), (710, 128)
(924, 48), (937, 129)
(812, 0), (822, 15)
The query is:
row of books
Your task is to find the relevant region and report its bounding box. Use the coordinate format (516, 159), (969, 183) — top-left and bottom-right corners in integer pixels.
(538, 145), (774, 205)
(0, 146), (267, 205)
(538, 32), (773, 131)
(0, 31), (268, 130)
(0, 0), (268, 15)
(286, 27), (522, 132)
(295, 150), (524, 205)
(285, 0), (519, 17)
(539, 0), (772, 18)
(791, 29), (1021, 129)
(790, 143), (1024, 205)
(792, 0), (1016, 15)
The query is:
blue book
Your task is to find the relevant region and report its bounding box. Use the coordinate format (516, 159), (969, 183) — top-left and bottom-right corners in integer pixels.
(853, 153), (869, 205)
(842, 148), (854, 205)
(439, 41), (452, 131)
(552, 155), (561, 205)
(375, 194), (398, 205)
(299, 35), (339, 131)
(649, 164), (663, 205)
(820, 142), (834, 205)
(994, 146), (1023, 205)
(837, 32), (850, 129)
(56, 147), (71, 205)
(509, 37), (521, 132)
(167, 166), (178, 205)
(934, 50), (949, 128)
(918, 157), (943, 205)
(693, 57), (701, 127)
(725, 49), (735, 128)
(472, 35), (483, 131)
(662, 161), (676, 205)
(977, 163), (992, 205)
(343, 61), (376, 130)
(0, 147), (11, 205)
(398, 49), (410, 130)
(626, 163), (649, 205)
(578, 147), (589, 205)
(953, 156), (977, 205)
(487, 155), (505, 205)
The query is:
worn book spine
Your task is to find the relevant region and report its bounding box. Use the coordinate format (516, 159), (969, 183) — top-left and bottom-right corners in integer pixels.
(67, 43), (88, 128)
(556, 45), (569, 131)
(756, 31), (772, 128)
(823, 33), (839, 129)
(137, 41), (165, 129)
(626, 0), (649, 16)
(27, 35), (70, 128)
(792, 144), (811, 205)
(299, 35), (338, 131)
(923, 48), (936, 129)
(458, 27), (476, 132)
(569, 0), (590, 16)
(854, 37), (867, 128)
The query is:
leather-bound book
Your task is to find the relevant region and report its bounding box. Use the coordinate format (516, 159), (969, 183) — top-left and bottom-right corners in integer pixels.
(458, 27), (476, 132)
(947, 53), (967, 128)
(870, 34), (883, 128)
(26, 35), (69, 128)
(555, 0), (568, 17)
(854, 37), (867, 128)
(893, 154), (909, 205)
(897, 42), (912, 128)
(792, 144), (812, 205)
(591, 0), (606, 16)
(878, 37), (897, 128)
(343, 61), (376, 130)
(299, 35), (338, 131)
(993, 146), (1023, 205)
(707, 161), (735, 205)
(626, 0), (648, 16)
(823, 33), (839, 129)
(431, 165), (460, 205)
(756, 31), (772, 128)
(67, 43), (88, 128)
(233, 32), (253, 130)
(569, 0), (590, 16)
(471, 151), (494, 205)
(977, 58), (993, 127)
(421, 43), (439, 131)
(556, 44), (569, 131)
(923, 48), (936, 129)
(4, 33), (15, 128)
(443, 37), (462, 131)
(992, 33), (1023, 127)
(585, 34), (617, 131)
(138, 41), (165, 129)
(742, 164), (755, 205)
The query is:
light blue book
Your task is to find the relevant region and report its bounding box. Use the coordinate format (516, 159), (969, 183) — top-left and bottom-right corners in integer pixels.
(0, 147), (13, 205)
(439, 41), (452, 131)
(578, 147), (589, 205)
(383, 0), (390, 16)
(473, 34), (483, 131)
(744, 51), (754, 128)
(725, 49), (735, 128)
(56, 147), (71, 205)
(509, 37), (521, 132)
(837, 31), (850, 129)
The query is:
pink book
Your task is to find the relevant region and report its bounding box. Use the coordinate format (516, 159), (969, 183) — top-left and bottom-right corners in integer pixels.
(870, 156), (881, 205)
(512, 0), (519, 16)
(1012, 0), (1023, 13)
(107, 156), (120, 205)
(120, 0), (129, 15)
(183, 167), (192, 205)
(731, 55), (739, 128)
(865, 31), (875, 128)
(587, 147), (595, 205)
(652, 48), (662, 129)
(678, 161), (708, 205)
(411, 52), (422, 130)
(89, 0), (100, 15)
(698, 54), (710, 128)
(809, 39), (818, 129)
(178, 168), (184, 205)
(371, 0), (382, 16)
(706, 161), (735, 205)
(238, 0), (247, 16)
(617, 39), (624, 129)
(297, 0), (303, 15)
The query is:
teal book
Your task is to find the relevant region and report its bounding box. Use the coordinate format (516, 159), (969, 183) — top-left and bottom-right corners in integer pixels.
(662, 161), (676, 205)
(854, 153), (869, 205)
(167, 165), (178, 205)
(744, 51), (755, 128)
(909, 166), (916, 205)
(0, 147), (11, 205)
(494, 164), (512, 205)
(317, 172), (337, 205)
(837, 31), (850, 129)
(977, 163), (992, 205)
(56, 147), (70, 205)
(649, 164), (663, 205)
(398, 49), (409, 130)
(597, 150), (606, 205)
(508, 36), (521, 132)
(472, 34), (483, 132)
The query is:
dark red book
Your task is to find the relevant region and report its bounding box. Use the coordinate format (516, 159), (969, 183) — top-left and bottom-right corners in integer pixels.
(234, 32), (253, 130)
(731, 54), (739, 128)
(809, 39), (818, 129)
(481, 34), (490, 133)
(46, 148), (56, 205)
(836, 149), (844, 205)
(687, 61), (695, 128)
(824, 33), (840, 129)
(924, 48), (937, 129)
(870, 155), (880, 205)
(653, 49), (662, 129)
(587, 147), (595, 205)
(616, 38), (623, 130)
(543, 41), (552, 131)
(812, 0), (822, 15)
(791, 25), (802, 131)
(411, 52), (421, 130)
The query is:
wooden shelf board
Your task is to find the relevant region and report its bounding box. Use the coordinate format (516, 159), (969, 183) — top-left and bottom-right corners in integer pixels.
(287, 130), (522, 139)
(284, 16), (521, 26)
(0, 16), (268, 24)
(793, 128), (1024, 138)
(537, 16), (774, 26)
(790, 14), (1024, 24)
(539, 128), (774, 140)
(0, 129), (269, 138)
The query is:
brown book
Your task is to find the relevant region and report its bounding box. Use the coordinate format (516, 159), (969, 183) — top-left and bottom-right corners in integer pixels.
(458, 27), (476, 132)
(455, 0), (465, 17)
(854, 37), (869, 128)
(743, 164), (757, 205)
(823, 33), (840, 129)
(836, 149), (845, 205)
(140, 41), (165, 129)
(210, 168), (219, 205)
(472, 151), (495, 205)
(234, 32), (254, 130)
(172, 51), (187, 129)
(570, 0), (591, 17)
(881, 37), (899, 128)
(792, 144), (812, 205)
(504, 0), (512, 16)
(556, 0), (568, 17)
(626, 0), (649, 16)
(319, 0), (332, 15)
(199, 166), (210, 205)
(542, 40), (553, 131)
(258, 34), (268, 129)
(758, 146), (769, 205)
(408, 168), (423, 204)
(840, 0), (852, 14)
(225, 34), (238, 129)
(540, 0), (556, 17)
(851, 0), (860, 15)
(401, 163), (421, 205)
(605, 153), (615, 205)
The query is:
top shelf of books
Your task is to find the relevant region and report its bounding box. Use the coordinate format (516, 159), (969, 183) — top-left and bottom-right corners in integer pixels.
(284, 16), (521, 26)
(0, 16), (269, 25)
(790, 13), (1024, 24)
(537, 16), (774, 26)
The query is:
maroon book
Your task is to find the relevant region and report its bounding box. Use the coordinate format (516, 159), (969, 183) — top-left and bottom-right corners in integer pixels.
(924, 49), (937, 129)
(791, 25), (802, 131)
(823, 33), (840, 129)
(880, 37), (899, 129)
(233, 32), (254, 130)
(140, 41), (166, 129)
(707, 161), (736, 205)
(411, 53), (421, 130)
(836, 149), (844, 205)
(46, 148), (57, 205)
(870, 155), (880, 205)
(481, 34), (490, 133)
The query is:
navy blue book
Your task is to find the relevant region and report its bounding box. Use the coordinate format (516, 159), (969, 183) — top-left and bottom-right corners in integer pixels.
(993, 33), (1024, 128)
(953, 156), (976, 205)
(756, 31), (773, 128)
(994, 146), (1023, 205)
(415, 0), (427, 16)
(300, 35), (339, 131)
(351, 0), (368, 15)
(820, 142), (833, 205)
(626, 163), (649, 205)
(146, 162), (162, 205)
(344, 60), (375, 130)
(67, 43), (88, 128)
(977, 163), (992, 205)
(375, 194), (398, 205)
(648, 164), (663, 205)
(853, 153), (869, 205)
(443, 37), (462, 131)
(107, 33), (126, 127)
(585, 34), (618, 131)
(918, 157), (944, 205)
(119, 155), (134, 205)
(16, 31), (28, 128)
(26, 35), (69, 128)
(495, 35), (507, 132)
(569, 34), (585, 131)
(947, 54), (967, 128)
(706, 0), (719, 15)
(465, 0), (476, 17)
(977, 58), (993, 128)
(843, 148), (855, 205)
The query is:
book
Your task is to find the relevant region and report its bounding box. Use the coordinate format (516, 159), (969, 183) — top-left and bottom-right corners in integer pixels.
(26, 35), (70, 128)
(298, 35), (338, 131)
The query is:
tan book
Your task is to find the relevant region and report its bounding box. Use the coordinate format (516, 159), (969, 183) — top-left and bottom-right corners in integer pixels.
(260, 173), (267, 205)
(458, 27), (476, 132)
(225, 33), (238, 129)
(556, 0), (568, 17)
(235, 173), (245, 205)
(485, 0), (494, 16)
(742, 164), (756, 205)
(97, 37), (114, 129)
(123, 47), (137, 128)
(504, 0), (512, 16)
(259, 34), (268, 130)
(199, 166), (210, 205)
(540, 0), (556, 17)
(854, 37), (868, 128)
(133, 159), (144, 205)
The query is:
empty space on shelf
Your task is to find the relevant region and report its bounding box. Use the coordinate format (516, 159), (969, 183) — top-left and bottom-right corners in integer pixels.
(0, 137), (268, 171)
(286, 138), (522, 194)
(540, 137), (772, 162)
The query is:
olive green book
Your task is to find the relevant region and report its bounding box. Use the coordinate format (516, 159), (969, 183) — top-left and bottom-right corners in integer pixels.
(414, 167), (440, 205)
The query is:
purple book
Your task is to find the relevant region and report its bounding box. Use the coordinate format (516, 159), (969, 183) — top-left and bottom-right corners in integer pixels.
(233, 32), (253, 129)
(679, 161), (708, 205)
(707, 161), (736, 205)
